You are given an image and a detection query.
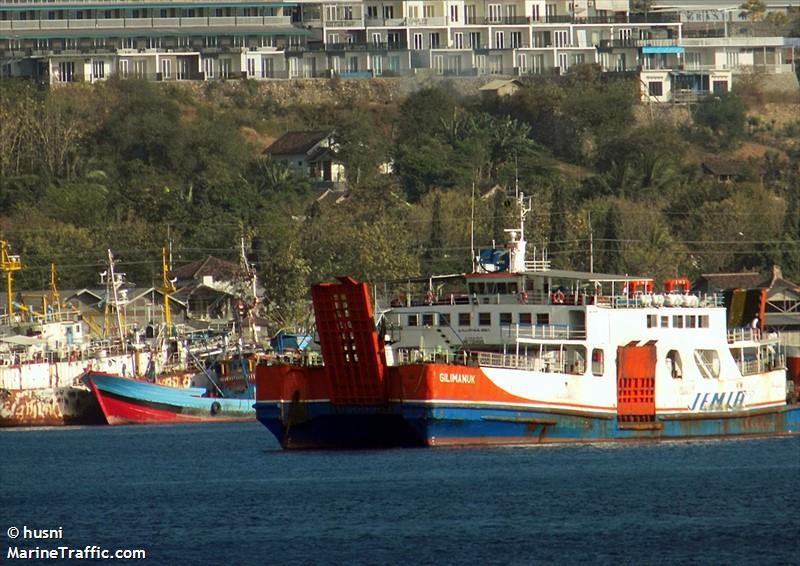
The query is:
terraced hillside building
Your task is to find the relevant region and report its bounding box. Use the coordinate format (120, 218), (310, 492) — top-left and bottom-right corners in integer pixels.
(0, 0), (796, 101)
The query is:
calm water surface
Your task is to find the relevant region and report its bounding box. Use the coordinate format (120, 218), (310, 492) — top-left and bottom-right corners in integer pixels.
(2, 423), (798, 565)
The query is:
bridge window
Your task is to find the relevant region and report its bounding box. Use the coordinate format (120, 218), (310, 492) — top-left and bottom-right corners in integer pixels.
(422, 314), (434, 326)
(479, 312), (491, 326)
(673, 315), (683, 328)
(439, 313), (450, 327)
(500, 312), (512, 325)
(666, 350), (683, 379)
(519, 312), (532, 325)
(458, 312), (471, 327)
(407, 314), (418, 326)
(591, 348), (603, 376)
(661, 316), (669, 328)
(686, 315), (696, 328)
(694, 350), (720, 379)
(699, 315), (709, 328)
(536, 313), (549, 325)
(647, 314), (657, 328)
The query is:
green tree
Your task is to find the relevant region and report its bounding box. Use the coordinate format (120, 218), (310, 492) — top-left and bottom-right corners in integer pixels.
(692, 92), (747, 150)
(740, 0), (767, 22)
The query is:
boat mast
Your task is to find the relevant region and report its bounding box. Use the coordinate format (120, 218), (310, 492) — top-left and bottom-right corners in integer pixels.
(470, 182), (476, 273)
(102, 249), (127, 352)
(161, 247), (176, 336)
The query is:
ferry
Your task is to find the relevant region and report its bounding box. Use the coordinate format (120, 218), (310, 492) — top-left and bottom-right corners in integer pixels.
(254, 194), (799, 448)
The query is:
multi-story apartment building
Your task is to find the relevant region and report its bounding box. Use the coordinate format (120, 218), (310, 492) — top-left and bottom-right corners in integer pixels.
(0, 0), (795, 102)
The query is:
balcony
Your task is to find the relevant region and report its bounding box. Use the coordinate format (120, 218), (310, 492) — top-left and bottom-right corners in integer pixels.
(0, 15), (294, 33)
(324, 19), (364, 29)
(288, 42), (408, 53)
(599, 38), (679, 50)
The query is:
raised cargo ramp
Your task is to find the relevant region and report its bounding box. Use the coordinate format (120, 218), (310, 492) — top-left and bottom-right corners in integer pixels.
(616, 341), (657, 425)
(311, 277), (387, 405)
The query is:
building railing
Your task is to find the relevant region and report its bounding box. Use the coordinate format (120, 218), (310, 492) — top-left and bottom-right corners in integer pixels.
(599, 38), (679, 49)
(0, 15), (292, 31)
(293, 41), (408, 52)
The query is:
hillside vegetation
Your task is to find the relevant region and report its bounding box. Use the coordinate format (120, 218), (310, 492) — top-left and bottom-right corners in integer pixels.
(0, 72), (798, 328)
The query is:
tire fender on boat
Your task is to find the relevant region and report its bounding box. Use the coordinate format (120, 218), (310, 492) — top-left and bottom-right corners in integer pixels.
(210, 401), (221, 416)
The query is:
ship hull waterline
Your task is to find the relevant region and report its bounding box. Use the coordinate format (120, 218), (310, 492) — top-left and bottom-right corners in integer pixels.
(256, 399), (800, 449)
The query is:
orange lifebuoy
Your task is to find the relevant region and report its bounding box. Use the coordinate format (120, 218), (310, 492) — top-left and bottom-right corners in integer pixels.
(553, 290), (565, 304)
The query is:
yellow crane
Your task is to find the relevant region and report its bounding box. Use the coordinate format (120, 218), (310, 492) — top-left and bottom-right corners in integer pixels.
(0, 240), (22, 320)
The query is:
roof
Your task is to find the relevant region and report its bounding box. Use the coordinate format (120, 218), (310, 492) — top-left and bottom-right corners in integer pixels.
(478, 79), (523, 92)
(264, 131), (331, 157)
(702, 158), (741, 177)
(169, 256), (243, 283)
(697, 272), (764, 290)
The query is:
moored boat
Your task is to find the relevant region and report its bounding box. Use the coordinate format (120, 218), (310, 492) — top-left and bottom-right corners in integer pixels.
(254, 195), (800, 449)
(83, 370), (255, 425)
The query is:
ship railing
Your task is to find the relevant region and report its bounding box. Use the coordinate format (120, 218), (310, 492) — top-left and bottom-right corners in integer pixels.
(727, 327), (781, 344)
(504, 323), (586, 341)
(736, 354), (785, 376)
(473, 350), (586, 375)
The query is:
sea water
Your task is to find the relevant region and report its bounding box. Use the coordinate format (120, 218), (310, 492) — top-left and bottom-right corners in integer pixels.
(2, 423), (798, 565)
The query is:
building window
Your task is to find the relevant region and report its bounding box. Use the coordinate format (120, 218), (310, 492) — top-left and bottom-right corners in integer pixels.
(591, 349), (604, 376)
(161, 58), (171, 79)
(450, 5), (458, 22)
(367, 6), (378, 18)
(458, 312), (471, 327)
(429, 33), (440, 49)
(510, 32), (522, 48)
(407, 314), (418, 327)
(203, 57), (214, 78)
(93, 60), (105, 80)
(204, 36), (218, 47)
(123, 37), (135, 50)
(246, 58), (255, 77)
(479, 312), (491, 326)
(57, 61), (74, 82)
(119, 59), (129, 79)
(424, 5), (434, 18)
(413, 33), (423, 50)
(469, 32), (481, 48)
(648, 81), (663, 97)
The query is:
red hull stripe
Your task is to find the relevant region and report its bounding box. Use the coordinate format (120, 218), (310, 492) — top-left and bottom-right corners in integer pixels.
(94, 389), (247, 424)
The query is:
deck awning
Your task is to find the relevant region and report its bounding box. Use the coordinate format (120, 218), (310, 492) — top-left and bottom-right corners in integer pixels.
(642, 46), (685, 54)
